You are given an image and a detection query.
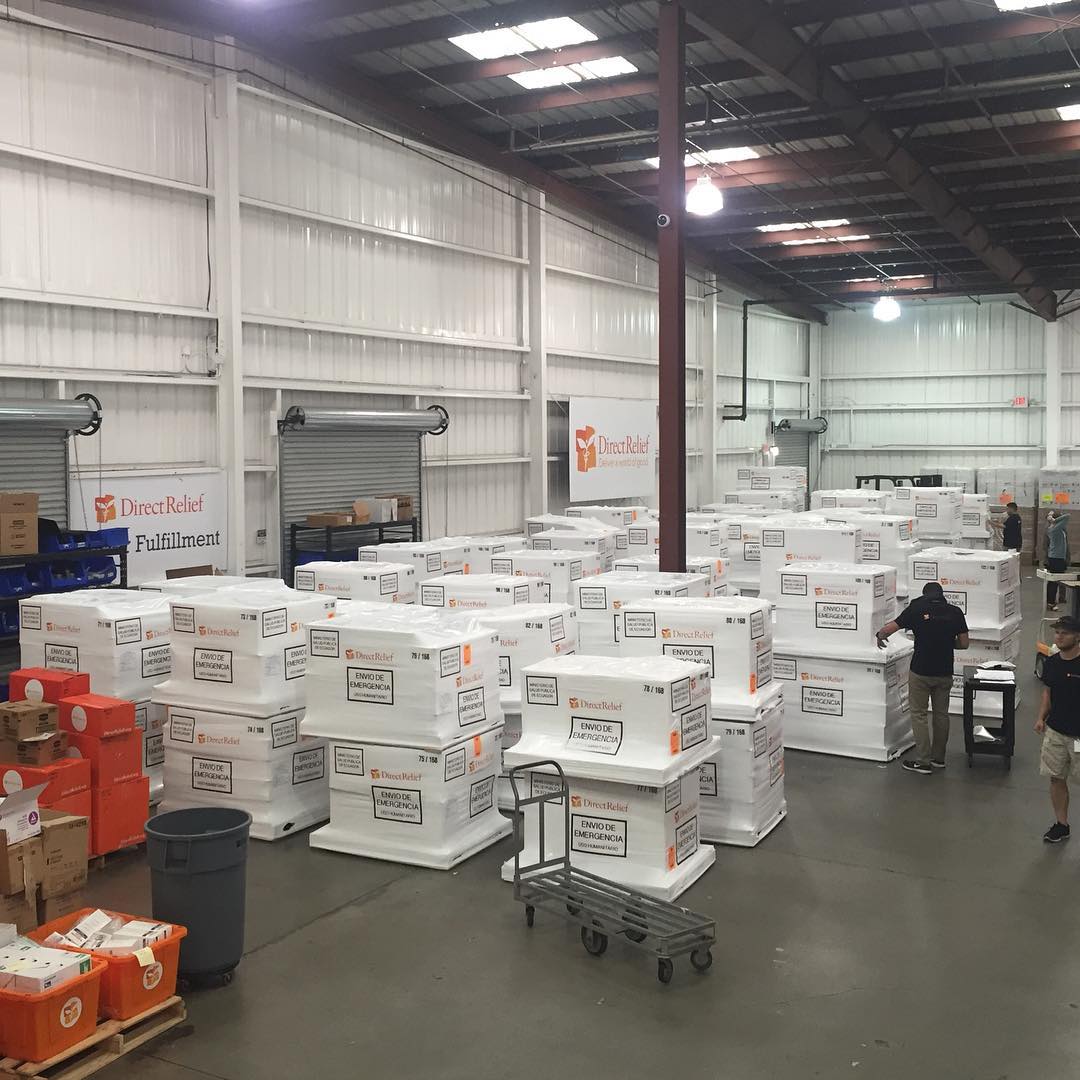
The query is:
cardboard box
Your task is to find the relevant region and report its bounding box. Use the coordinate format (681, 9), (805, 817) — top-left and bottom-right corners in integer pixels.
(378, 494), (414, 521)
(37, 889), (85, 927)
(0, 513), (37, 556)
(8, 670), (90, 706)
(59, 695), (136, 739)
(66, 730), (141, 788)
(1, 759), (90, 806)
(14, 732), (68, 767)
(305, 512), (353, 527)
(0, 702), (58, 742)
(49, 791), (92, 857)
(0, 784), (45, 847)
(0, 888), (37, 934)
(38, 810), (88, 900)
(0, 833), (43, 896)
(91, 777), (149, 856)
(0, 493), (38, 515)
(352, 497), (393, 523)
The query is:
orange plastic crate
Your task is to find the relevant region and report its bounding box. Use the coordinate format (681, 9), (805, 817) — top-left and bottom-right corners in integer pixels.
(30, 908), (187, 1021)
(0, 956), (104, 1062)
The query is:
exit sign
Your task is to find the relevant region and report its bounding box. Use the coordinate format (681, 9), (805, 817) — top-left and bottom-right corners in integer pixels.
(1012, 395), (1029, 408)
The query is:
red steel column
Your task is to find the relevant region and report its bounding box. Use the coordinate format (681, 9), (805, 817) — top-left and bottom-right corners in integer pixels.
(658, 0), (687, 571)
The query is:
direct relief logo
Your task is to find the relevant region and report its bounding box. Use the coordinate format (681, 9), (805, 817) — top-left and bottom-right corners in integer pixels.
(95, 494), (116, 523)
(661, 628), (672, 639)
(370, 768), (381, 779)
(575, 425), (597, 473)
(570, 795), (582, 808)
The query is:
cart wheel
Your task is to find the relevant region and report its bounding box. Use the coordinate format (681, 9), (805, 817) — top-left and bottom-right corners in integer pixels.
(690, 948), (713, 973)
(525, 905), (535, 928)
(657, 958), (674, 984)
(566, 896), (582, 917)
(581, 927), (608, 957)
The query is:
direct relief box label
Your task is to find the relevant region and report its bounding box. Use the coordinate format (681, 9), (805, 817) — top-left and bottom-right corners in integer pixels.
(333, 745), (365, 776)
(815, 602), (857, 630)
(780, 574), (807, 596)
(773, 656), (797, 681)
(309, 629), (339, 658)
(192, 756), (232, 793)
(348, 667), (394, 704)
(372, 787), (422, 824)
(525, 675), (558, 706)
(444, 747), (466, 782)
(271, 716), (298, 748)
(568, 716), (623, 755)
(680, 704), (707, 750)
(571, 814), (627, 857)
(457, 686), (487, 727)
(294, 570), (315, 591)
(20, 604), (41, 630)
(114, 618), (142, 645)
(469, 776), (495, 818)
(698, 762), (717, 797)
(675, 816), (698, 865)
(44, 643), (79, 671)
(663, 643), (714, 676)
(292, 746), (325, 784)
(193, 648), (232, 683)
(262, 608), (287, 638)
(284, 645), (307, 681)
(622, 611), (656, 638)
(802, 686), (844, 716)
(145, 732), (164, 768)
(172, 607), (195, 634)
(142, 644), (171, 679)
(578, 587), (607, 610)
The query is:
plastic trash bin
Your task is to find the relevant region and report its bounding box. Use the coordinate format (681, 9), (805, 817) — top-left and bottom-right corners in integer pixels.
(145, 807), (251, 986)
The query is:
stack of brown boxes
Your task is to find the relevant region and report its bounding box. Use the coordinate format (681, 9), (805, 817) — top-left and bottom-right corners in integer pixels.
(0, 492), (37, 556)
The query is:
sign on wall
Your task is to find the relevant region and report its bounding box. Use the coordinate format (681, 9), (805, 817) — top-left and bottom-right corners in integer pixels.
(69, 470), (227, 584)
(569, 397), (657, 502)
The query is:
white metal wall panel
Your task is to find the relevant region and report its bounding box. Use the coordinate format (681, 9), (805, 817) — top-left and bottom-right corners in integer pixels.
(1060, 323), (1080, 457)
(546, 209), (658, 285)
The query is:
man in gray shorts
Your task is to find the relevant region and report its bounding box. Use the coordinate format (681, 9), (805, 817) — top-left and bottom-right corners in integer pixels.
(1036, 615), (1080, 843)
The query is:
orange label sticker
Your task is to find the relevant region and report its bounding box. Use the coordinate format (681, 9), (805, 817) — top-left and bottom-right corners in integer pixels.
(1057, 493), (1071, 505)
(464, 563), (471, 574)
(666, 846), (676, 870)
(670, 731), (680, 754)
(464, 645), (472, 665)
(750, 674), (758, 694)
(472, 736), (482, 756)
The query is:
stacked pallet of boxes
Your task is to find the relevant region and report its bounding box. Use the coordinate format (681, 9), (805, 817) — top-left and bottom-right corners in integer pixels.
(809, 489), (891, 512)
(978, 467), (1038, 561)
(757, 519), (864, 595)
(460, 536), (528, 574)
(771, 563), (913, 760)
(564, 505), (650, 527)
(714, 490), (804, 513)
(808, 508), (921, 598)
(612, 595), (786, 847)
(503, 654), (717, 900)
(489, 548), (603, 603)
(16, 591), (169, 855)
(960, 494), (991, 549)
(888, 487), (963, 545)
(610, 553), (732, 595)
(1038, 467), (1080, 565)
(301, 605), (510, 867)
(908, 548), (1023, 722)
(697, 509), (776, 594)
(153, 584), (334, 840)
(293, 561), (417, 603)
(418, 574), (546, 611)
(357, 539), (466, 577)
(737, 465), (807, 501)
(528, 518), (622, 571)
(922, 466), (976, 492)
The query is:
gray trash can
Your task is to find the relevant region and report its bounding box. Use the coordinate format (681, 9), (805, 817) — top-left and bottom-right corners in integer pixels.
(145, 807), (251, 985)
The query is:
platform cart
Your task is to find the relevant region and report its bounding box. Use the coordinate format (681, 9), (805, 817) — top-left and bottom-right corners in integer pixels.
(962, 665), (1016, 770)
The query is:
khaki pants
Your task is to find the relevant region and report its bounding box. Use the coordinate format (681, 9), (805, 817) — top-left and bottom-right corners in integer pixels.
(908, 672), (953, 764)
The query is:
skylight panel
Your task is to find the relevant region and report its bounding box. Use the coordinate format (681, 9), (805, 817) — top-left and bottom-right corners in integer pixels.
(449, 17), (596, 60)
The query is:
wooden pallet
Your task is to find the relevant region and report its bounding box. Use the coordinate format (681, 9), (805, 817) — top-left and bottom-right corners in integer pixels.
(0, 996), (186, 1080)
(88, 843), (145, 873)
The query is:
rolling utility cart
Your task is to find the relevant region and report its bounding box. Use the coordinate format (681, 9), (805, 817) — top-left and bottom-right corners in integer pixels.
(509, 761), (715, 985)
(962, 665), (1016, 770)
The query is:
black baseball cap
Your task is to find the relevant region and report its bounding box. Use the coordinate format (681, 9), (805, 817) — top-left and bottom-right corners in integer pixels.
(1053, 615), (1080, 633)
(922, 581), (945, 598)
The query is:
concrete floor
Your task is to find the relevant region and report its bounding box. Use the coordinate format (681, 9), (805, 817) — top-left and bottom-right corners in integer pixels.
(92, 579), (1080, 1080)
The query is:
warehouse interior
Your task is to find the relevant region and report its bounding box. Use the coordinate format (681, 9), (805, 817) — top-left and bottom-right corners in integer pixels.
(1, 0), (1080, 1075)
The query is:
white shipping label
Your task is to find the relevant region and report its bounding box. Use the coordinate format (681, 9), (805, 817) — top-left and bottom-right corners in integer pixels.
(193, 648), (232, 683)
(20, 604), (41, 630)
(912, 561), (938, 581)
(873, 574), (886, 599)
(671, 677), (692, 712)
(664, 777), (682, 813)
(863, 540), (881, 561)
(753, 726), (768, 757)
(444, 748), (466, 782)
(568, 716), (623, 755)
(894, 488), (911, 501)
(572, 814), (627, 857)
(284, 645), (307, 681)
(262, 608), (287, 638)
(915, 503), (938, 518)
(698, 762), (717, 798)
(751, 476), (771, 490)
(762, 529), (785, 547)
(380, 573), (399, 596)
(440, 647), (462, 678)
(191, 757), (232, 793)
(271, 716), (299, 748)
(962, 512), (982, 527)
(532, 538), (552, 550)
(615, 534), (628, 550)
(578, 587), (607, 610)
(623, 611), (657, 638)
(172, 606), (195, 634)
(550, 614), (566, 643)
(756, 648), (773, 688)
(727, 524), (742, 541)
(142, 644), (171, 679)
(145, 733), (164, 768)
(114, 618), (142, 646)
(822, 497), (837, 508)
(372, 787), (422, 824)
(663, 643), (714, 677)
(1004, 591), (1018, 618)
(292, 746), (325, 785)
(780, 574), (807, 596)
(420, 585), (445, 607)
(490, 558), (512, 575)
(309, 629), (339, 658)
(802, 686), (844, 716)
(426, 553), (442, 573)
(469, 776), (495, 818)
(294, 570), (315, 591)
(900, 522), (912, 541)
(359, 551), (377, 562)
(770, 748), (784, 786)
(569, 562), (583, 582)
(675, 816), (698, 865)
(525, 675), (558, 705)
(527, 522), (543, 536)
(750, 610), (766, 639)
(457, 687), (487, 727)
(513, 584), (531, 603)
(44, 643), (79, 671)
(944, 591), (967, 614)
(333, 745), (365, 776)
(815, 602), (857, 631)
(680, 704), (707, 749)
(348, 668), (394, 704)
(498, 655), (511, 687)
(531, 773), (564, 803)
(773, 656), (797, 681)
(170, 713), (195, 743)
(744, 541), (761, 563)
(628, 527), (649, 546)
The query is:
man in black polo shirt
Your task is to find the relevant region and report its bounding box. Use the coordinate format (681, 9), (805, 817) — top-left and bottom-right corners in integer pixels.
(1036, 615), (1080, 843)
(876, 581), (969, 775)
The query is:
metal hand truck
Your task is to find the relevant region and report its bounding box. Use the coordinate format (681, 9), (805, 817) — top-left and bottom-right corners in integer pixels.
(509, 760), (715, 985)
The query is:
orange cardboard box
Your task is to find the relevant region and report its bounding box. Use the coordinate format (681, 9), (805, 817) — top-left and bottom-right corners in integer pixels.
(66, 730), (141, 788)
(58, 695), (136, 739)
(50, 790), (92, 856)
(8, 669), (90, 706)
(0, 758), (91, 806)
(91, 777), (149, 856)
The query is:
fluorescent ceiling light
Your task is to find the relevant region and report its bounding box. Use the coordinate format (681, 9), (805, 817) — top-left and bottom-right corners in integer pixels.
(873, 296), (902, 322)
(994, 0), (1069, 9)
(845, 274), (927, 284)
(757, 218), (850, 233)
(1057, 104), (1080, 120)
(644, 147), (759, 168)
(449, 17), (596, 60)
(781, 234), (871, 246)
(508, 55), (636, 88)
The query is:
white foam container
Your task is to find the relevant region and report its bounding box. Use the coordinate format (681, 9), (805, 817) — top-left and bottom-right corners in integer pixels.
(489, 549), (603, 604)
(909, 547), (1020, 632)
(758, 520), (864, 597)
(961, 493), (991, 541)
(565, 505), (649, 527)
(736, 466), (807, 491)
(889, 487), (963, 539)
(529, 527), (618, 570)
(809, 509), (921, 595)
(459, 536), (528, 574)
(500, 765), (715, 901)
(293, 561), (416, 604)
(357, 540), (465, 578)
(610, 554), (729, 593)
(810, 490), (891, 511)
(718, 490), (805, 513)
(140, 576), (263, 595)
(418, 573), (545, 611)
(309, 724), (510, 869)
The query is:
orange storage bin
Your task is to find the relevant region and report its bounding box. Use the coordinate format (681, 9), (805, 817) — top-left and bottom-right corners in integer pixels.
(0, 956), (104, 1062)
(29, 908), (186, 1021)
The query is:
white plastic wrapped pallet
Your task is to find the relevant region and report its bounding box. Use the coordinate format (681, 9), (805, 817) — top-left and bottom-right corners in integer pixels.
(459, 536), (528, 574)
(153, 584), (334, 714)
(718, 490), (805, 513)
(808, 509), (920, 595)
(19, 589), (172, 700)
(140, 576), (262, 595)
(922, 467), (976, 492)
(736, 466), (807, 491)
(293, 561), (416, 603)
(698, 696), (786, 847)
(960, 494), (991, 546)
(809, 489), (891, 511)
(769, 561), (897, 659)
(757, 521), (864, 597)
(529, 526), (619, 569)
(525, 515), (626, 558)
(501, 766), (714, 901)
(949, 620), (1022, 718)
(573, 571), (711, 655)
(565, 505), (649, 527)
(774, 640), (914, 761)
(888, 487), (963, 540)
(489, 549), (603, 603)
(301, 606), (502, 750)
(610, 554), (730, 593)
(357, 540), (465, 577)
(418, 573), (545, 610)
(977, 467), (1038, 507)
(505, 654), (717, 785)
(614, 595), (781, 720)
(1039, 467), (1080, 508)
(624, 520), (660, 554)
(707, 513), (770, 592)
(909, 547), (1020, 633)
(686, 523), (728, 559)
(309, 724), (510, 869)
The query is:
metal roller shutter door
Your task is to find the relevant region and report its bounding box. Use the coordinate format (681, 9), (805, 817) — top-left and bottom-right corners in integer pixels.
(0, 427), (68, 525)
(772, 426), (810, 474)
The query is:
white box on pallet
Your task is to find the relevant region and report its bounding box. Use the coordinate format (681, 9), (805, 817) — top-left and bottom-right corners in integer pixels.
(809, 509), (920, 594)
(614, 595), (781, 720)
(526, 515), (625, 558)
(309, 725), (510, 869)
(736, 466), (807, 491)
(961, 494), (991, 540)
(909, 547), (1020, 631)
(718, 490), (805, 513)
(154, 585), (334, 715)
(698, 696), (786, 847)
(293, 561), (416, 604)
(758, 521), (863, 597)
(922, 467), (976, 493)
(773, 640), (914, 761)
(810, 489), (892, 511)
(459, 536), (528, 575)
(685, 523), (728, 559)
(770, 561), (897, 658)
(529, 527), (618, 569)
(140, 576), (263, 595)
(889, 487), (963, 539)
(978, 467), (1038, 507)
(18, 589), (172, 699)
(624, 520), (660, 554)
(489, 549), (603, 604)
(610, 554), (729, 593)
(708, 514), (771, 592)
(357, 540), (465, 577)
(501, 766), (715, 901)
(574, 571), (711, 654)
(496, 709), (523, 811)
(506, 655), (717, 785)
(163, 705), (306, 760)
(418, 574), (545, 610)
(565, 505), (649, 527)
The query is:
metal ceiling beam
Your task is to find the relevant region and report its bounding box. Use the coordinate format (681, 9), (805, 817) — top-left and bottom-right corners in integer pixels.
(248, 0), (419, 28)
(786, 0), (944, 23)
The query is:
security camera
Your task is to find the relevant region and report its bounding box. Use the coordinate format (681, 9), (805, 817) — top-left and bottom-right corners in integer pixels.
(657, 213), (672, 228)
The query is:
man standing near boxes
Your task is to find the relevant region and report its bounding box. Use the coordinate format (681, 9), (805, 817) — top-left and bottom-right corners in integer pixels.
(1035, 616), (1080, 843)
(876, 582), (969, 775)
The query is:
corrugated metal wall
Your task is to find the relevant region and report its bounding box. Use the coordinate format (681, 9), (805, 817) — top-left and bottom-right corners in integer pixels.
(819, 300), (1047, 489)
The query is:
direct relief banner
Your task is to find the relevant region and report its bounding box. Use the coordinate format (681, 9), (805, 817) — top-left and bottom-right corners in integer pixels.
(70, 469), (227, 583)
(569, 397), (657, 502)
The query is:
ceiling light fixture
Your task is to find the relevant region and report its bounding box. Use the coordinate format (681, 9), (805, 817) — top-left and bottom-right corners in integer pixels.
(994, 0), (1069, 9)
(508, 55), (636, 88)
(781, 234), (870, 246)
(1056, 104), (1080, 120)
(873, 296), (902, 322)
(757, 218), (850, 233)
(686, 176), (724, 216)
(645, 147), (758, 169)
(449, 17), (596, 60)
